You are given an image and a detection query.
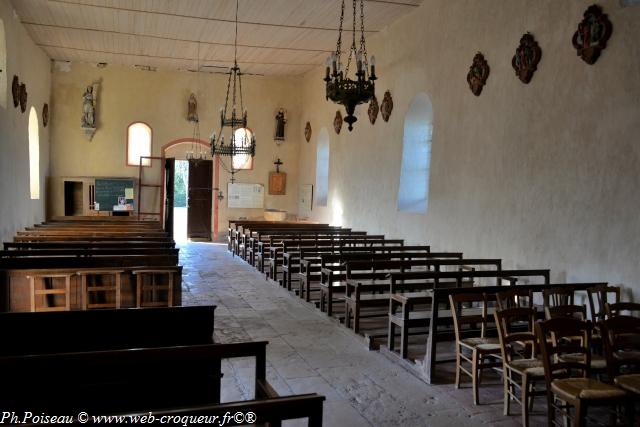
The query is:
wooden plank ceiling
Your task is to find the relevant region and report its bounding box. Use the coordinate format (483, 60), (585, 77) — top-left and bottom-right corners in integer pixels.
(11, 0), (423, 76)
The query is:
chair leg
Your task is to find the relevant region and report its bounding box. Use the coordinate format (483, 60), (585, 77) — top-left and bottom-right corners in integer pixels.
(400, 322), (409, 359)
(503, 367), (510, 416)
(547, 394), (555, 427)
(388, 319), (396, 352)
(455, 346), (461, 389)
(522, 375), (530, 427)
(575, 400), (586, 427)
(472, 350), (479, 405)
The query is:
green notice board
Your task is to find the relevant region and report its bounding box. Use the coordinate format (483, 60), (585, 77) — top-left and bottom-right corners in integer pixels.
(95, 179), (135, 211)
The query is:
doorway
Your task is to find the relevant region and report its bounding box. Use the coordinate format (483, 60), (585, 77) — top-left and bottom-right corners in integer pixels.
(187, 159), (213, 240)
(173, 160), (189, 242)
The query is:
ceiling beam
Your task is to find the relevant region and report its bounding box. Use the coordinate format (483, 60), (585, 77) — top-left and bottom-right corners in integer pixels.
(37, 43), (319, 67)
(22, 22), (333, 54)
(45, 0), (383, 33)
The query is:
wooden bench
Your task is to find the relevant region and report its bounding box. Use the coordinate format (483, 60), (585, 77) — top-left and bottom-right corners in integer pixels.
(297, 248), (435, 301)
(269, 238), (405, 284)
(317, 252), (464, 317)
(4, 241), (176, 250)
(345, 259), (502, 334)
(251, 230), (367, 270)
(266, 235), (394, 283)
(238, 226), (346, 260)
(2, 261), (182, 312)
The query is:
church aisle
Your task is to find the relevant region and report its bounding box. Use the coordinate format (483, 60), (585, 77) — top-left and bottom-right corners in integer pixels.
(179, 242), (526, 427)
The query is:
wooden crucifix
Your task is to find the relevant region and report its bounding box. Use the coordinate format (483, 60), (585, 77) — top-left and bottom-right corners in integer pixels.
(269, 158), (286, 195)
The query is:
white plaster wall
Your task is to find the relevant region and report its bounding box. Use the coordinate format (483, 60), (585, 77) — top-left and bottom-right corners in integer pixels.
(0, 2), (51, 242)
(298, 0), (640, 300)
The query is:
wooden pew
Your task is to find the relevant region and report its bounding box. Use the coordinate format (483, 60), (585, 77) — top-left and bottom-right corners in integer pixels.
(250, 229), (366, 269)
(237, 226), (344, 260)
(267, 235), (396, 284)
(269, 238), (405, 284)
(0, 305), (289, 414)
(230, 222), (332, 255)
(344, 259), (503, 335)
(317, 252), (463, 316)
(4, 241), (176, 250)
(1, 257), (182, 312)
(0, 306), (215, 355)
(0, 248), (179, 257)
(288, 245), (431, 295)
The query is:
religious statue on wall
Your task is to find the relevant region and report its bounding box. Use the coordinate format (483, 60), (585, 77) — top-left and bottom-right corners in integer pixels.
(81, 85), (96, 128)
(274, 108), (287, 144)
(81, 81), (99, 140)
(187, 93), (199, 122)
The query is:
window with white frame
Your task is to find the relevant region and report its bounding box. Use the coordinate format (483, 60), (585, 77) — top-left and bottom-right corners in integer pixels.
(397, 93), (433, 213)
(127, 122), (152, 166)
(315, 128), (330, 207)
(28, 107), (40, 199)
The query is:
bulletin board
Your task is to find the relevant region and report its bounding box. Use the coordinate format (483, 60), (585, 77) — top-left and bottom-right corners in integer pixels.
(228, 183), (264, 209)
(95, 179), (135, 211)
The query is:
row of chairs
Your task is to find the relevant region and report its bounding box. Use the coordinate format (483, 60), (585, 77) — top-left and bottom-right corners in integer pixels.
(449, 286), (640, 426)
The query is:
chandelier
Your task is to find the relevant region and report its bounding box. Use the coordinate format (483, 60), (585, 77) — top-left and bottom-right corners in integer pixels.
(210, 0), (256, 181)
(324, 0), (377, 131)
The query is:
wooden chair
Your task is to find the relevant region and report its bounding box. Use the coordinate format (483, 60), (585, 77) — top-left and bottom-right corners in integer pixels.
(536, 318), (627, 427)
(449, 293), (502, 405)
(494, 307), (545, 427)
(77, 269), (124, 310)
(606, 302), (640, 318)
(587, 285), (620, 323)
(133, 268), (177, 308)
(496, 288), (534, 310)
(600, 315), (640, 405)
(27, 273), (72, 312)
(543, 287), (584, 320)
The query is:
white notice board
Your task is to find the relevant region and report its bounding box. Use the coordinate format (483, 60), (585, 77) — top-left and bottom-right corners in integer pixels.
(228, 183), (264, 209)
(298, 184), (313, 219)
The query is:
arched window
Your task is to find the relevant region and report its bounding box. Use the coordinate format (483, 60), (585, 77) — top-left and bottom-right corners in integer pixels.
(397, 93), (433, 213)
(127, 122), (152, 166)
(315, 128), (330, 207)
(28, 107), (40, 199)
(232, 127), (254, 170)
(0, 18), (7, 109)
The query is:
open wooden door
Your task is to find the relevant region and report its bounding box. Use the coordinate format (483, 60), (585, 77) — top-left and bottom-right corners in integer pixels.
(163, 158), (175, 235)
(187, 159), (212, 240)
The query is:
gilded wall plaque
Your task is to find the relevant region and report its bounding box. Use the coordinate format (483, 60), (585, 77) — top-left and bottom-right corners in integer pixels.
(572, 5), (612, 65)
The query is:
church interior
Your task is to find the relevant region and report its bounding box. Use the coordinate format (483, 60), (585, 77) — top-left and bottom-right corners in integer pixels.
(1, 0), (639, 425)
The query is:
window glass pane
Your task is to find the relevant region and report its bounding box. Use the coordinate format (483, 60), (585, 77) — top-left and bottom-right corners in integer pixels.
(28, 107), (40, 199)
(315, 128), (330, 207)
(398, 94), (433, 213)
(127, 122), (152, 166)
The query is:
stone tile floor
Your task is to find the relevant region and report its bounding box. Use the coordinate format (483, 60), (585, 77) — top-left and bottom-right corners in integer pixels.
(180, 242), (540, 427)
